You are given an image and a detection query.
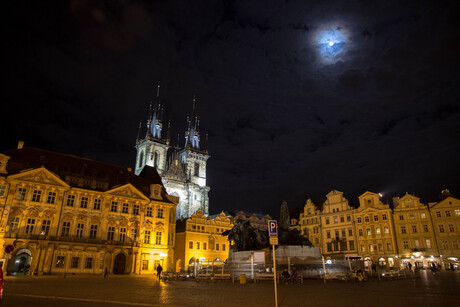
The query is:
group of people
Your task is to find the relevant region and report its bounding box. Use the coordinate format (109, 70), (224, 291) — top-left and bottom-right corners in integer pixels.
(281, 266), (299, 284)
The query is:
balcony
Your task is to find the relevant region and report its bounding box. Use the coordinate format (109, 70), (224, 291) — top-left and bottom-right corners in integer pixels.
(3, 233), (139, 247)
(411, 248), (426, 252)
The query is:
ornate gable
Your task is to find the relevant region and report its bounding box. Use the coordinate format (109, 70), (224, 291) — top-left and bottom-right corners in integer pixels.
(163, 153), (187, 182)
(0, 153), (10, 174)
(105, 184), (149, 201)
(9, 167), (69, 187)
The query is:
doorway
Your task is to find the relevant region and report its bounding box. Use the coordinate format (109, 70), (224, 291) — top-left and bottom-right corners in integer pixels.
(11, 249), (32, 275)
(113, 253), (126, 274)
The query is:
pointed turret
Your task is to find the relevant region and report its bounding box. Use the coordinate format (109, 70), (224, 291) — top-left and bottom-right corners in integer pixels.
(184, 96), (201, 150)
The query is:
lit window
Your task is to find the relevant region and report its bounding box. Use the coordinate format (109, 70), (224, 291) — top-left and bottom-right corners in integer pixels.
(409, 214), (414, 220)
(420, 213), (426, 219)
(144, 230), (151, 244)
(41, 220), (51, 236)
(426, 239), (432, 249)
(55, 256), (65, 268)
(384, 227), (389, 234)
(156, 231), (162, 245)
(367, 228), (371, 236)
(15, 187), (27, 200)
(376, 227), (381, 235)
(455, 209), (460, 217)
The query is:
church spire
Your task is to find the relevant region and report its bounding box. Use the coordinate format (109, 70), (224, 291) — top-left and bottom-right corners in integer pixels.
(146, 82), (163, 140)
(184, 96), (201, 150)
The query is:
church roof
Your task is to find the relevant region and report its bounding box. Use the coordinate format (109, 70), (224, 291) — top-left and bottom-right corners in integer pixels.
(2, 146), (172, 203)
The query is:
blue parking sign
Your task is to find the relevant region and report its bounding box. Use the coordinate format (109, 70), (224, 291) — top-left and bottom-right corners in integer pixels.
(268, 220), (278, 237)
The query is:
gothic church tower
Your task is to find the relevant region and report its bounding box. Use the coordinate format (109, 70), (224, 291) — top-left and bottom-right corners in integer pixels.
(135, 91), (210, 219)
(135, 83), (170, 176)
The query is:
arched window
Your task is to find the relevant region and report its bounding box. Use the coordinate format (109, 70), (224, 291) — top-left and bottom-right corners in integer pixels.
(139, 151), (144, 168)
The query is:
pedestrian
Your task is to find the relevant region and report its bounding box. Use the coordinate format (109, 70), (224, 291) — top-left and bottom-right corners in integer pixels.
(156, 264), (163, 280)
(104, 268), (108, 278)
(356, 267), (364, 282)
(371, 263), (376, 275)
(281, 268), (290, 284)
(407, 262), (412, 271)
(431, 263), (437, 275)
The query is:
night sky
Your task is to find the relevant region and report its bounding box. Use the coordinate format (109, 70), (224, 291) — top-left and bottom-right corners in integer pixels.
(3, 0), (460, 217)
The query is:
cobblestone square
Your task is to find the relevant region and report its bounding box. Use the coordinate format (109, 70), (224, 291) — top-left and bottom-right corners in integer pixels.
(1, 270), (459, 306)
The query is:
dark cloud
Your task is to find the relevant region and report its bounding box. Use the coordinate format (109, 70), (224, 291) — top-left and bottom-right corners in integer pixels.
(3, 0), (460, 216)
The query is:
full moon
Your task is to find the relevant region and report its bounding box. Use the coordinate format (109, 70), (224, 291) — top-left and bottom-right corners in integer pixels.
(313, 23), (350, 64)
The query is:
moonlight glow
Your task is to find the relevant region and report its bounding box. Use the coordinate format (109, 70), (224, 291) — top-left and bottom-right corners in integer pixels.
(314, 24), (350, 64)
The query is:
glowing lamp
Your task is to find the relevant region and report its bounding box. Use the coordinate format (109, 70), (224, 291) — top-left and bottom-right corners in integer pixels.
(199, 257), (206, 260)
(328, 42), (334, 46)
(159, 253), (167, 257)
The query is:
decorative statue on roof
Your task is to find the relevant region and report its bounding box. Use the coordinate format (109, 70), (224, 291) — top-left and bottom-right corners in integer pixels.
(279, 200), (290, 231)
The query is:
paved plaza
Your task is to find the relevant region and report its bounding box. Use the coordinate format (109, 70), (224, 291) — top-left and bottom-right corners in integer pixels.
(1, 270), (459, 306)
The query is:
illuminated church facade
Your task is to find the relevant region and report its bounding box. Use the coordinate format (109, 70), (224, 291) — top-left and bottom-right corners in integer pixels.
(134, 85), (210, 219)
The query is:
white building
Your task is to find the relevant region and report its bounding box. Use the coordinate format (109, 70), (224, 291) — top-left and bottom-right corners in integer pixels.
(135, 87), (210, 219)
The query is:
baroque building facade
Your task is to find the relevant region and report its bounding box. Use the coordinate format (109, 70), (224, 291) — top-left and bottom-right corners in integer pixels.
(320, 190), (358, 259)
(135, 88), (210, 219)
(292, 190), (460, 270)
(0, 144), (178, 275)
(174, 209), (232, 272)
(354, 192), (398, 269)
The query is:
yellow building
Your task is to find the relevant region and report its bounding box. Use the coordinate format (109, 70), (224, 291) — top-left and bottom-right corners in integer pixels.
(321, 190), (357, 259)
(297, 199), (322, 247)
(354, 192), (398, 269)
(393, 193), (439, 269)
(0, 144), (178, 275)
(429, 189), (460, 269)
(174, 210), (232, 272)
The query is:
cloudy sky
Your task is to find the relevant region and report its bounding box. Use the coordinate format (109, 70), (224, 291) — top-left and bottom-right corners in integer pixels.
(3, 0), (459, 216)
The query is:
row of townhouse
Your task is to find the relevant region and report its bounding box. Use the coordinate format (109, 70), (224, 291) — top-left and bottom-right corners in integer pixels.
(292, 190), (460, 270)
(0, 144), (178, 275)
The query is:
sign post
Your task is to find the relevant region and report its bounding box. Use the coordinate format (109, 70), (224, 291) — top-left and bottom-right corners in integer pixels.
(268, 220), (278, 307)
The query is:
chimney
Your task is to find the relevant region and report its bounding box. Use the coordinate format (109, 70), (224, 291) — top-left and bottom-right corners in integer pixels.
(17, 141), (24, 149)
